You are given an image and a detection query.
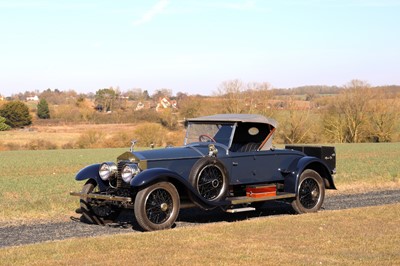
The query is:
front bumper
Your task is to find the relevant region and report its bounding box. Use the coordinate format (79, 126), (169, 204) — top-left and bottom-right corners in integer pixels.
(70, 191), (132, 203)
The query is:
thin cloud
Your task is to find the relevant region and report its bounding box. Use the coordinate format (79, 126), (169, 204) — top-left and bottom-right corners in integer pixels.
(132, 0), (170, 26)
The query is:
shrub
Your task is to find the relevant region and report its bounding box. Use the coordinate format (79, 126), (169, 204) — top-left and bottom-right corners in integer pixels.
(0, 101), (32, 128)
(164, 130), (186, 146)
(159, 109), (179, 130)
(37, 99), (50, 119)
(0, 116), (10, 131)
(104, 132), (133, 148)
(25, 139), (58, 150)
(61, 142), (76, 149)
(133, 123), (168, 147)
(134, 109), (160, 123)
(76, 130), (106, 148)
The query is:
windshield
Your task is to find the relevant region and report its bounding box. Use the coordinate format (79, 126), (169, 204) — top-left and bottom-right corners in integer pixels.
(185, 122), (235, 147)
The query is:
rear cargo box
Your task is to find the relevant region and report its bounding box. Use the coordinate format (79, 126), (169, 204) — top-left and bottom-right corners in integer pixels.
(246, 185), (276, 198)
(285, 145), (336, 173)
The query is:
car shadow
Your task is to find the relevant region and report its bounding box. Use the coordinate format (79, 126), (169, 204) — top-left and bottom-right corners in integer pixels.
(76, 201), (296, 232)
(176, 201), (295, 224)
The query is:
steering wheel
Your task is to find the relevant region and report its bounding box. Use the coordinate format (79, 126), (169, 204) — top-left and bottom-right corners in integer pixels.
(199, 134), (216, 142)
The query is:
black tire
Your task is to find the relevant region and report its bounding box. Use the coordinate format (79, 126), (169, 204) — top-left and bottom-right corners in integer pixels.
(291, 169), (325, 214)
(189, 157), (229, 203)
(79, 179), (120, 225)
(134, 182), (180, 231)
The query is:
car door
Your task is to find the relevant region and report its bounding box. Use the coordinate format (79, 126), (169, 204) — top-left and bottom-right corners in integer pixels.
(229, 149), (300, 185)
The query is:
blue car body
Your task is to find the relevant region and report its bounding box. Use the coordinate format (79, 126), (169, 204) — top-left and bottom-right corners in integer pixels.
(72, 114), (336, 231)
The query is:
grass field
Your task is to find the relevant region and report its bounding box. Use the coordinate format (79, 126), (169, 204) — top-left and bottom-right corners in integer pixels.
(0, 148), (126, 224)
(0, 124), (142, 150)
(1, 204), (399, 265)
(0, 143), (399, 265)
(0, 143), (400, 225)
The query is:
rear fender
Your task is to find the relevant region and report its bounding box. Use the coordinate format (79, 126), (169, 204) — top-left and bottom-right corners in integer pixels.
(284, 157), (336, 194)
(131, 168), (215, 209)
(75, 164), (108, 191)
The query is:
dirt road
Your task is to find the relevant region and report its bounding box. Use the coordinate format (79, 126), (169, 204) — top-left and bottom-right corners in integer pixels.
(1, 189), (399, 248)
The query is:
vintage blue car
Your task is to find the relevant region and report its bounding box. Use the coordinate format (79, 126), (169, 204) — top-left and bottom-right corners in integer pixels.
(71, 114), (336, 231)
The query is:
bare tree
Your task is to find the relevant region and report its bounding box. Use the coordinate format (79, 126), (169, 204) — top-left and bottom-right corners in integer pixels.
(152, 89), (173, 100)
(367, 91), (399, 142)
(323, 105), (346, 143)
(279, 96), (312, 144)
(323, 80), (372, 143)
(217, 79), (245, 113)
(242, 82), (273, 114)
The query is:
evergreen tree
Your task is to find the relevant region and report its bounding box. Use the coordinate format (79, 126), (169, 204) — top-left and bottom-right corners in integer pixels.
(0, 116), (10, 131)
(0, 101), (32, 128)
(37, 98), (50, 119)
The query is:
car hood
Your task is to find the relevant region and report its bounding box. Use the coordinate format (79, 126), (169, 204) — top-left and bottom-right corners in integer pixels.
(117, 145), (210, 163)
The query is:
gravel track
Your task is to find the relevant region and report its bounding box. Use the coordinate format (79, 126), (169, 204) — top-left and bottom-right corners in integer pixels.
(1, 189), (399, 249)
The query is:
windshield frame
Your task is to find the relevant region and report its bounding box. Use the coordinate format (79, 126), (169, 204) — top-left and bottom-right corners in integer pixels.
(184, 122), (237, 148)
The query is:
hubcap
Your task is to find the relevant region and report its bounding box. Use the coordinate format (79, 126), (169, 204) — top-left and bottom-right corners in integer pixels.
(311, 189), (318, 198)
(211, 179), (219, 188)
(160, 203), (169, 212)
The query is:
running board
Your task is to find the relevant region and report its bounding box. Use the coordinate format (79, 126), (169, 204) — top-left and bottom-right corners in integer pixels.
(227, 192), (296, 205)
(225, 207), (256, 213)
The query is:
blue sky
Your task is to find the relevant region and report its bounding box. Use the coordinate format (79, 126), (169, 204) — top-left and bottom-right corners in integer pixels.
(0, 0), (399, 96)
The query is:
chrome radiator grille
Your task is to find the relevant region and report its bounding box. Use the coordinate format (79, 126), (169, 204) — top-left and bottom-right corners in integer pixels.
(117, 160), (131, 188)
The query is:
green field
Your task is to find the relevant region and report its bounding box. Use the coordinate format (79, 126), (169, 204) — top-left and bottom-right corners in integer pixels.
(0, 143), (400, 265)
(0, 148), (126, 224)
(0, 143), (399, 225)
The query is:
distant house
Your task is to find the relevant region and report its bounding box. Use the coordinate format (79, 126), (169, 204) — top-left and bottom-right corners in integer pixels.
(26, 95), (39, 101)
(155, 97), (178, 112)
(0, 95), (3, 101)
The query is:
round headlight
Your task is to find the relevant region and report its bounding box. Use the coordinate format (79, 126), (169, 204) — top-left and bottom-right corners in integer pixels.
(99, 162), (117, 181)
(121, 164), (140, 183)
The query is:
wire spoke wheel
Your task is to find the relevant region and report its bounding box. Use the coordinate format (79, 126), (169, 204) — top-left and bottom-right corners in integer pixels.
(299, 178), (320, 209)
(145, 188), (173, 224)
(134, 182), (180, 231)
(189, 157), (229, 206)
(197, 165), (224, 200)
(292, 169), (325, 214)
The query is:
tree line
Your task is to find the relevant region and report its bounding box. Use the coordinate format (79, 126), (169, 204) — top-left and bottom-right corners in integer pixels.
(1, 79), (399, 144)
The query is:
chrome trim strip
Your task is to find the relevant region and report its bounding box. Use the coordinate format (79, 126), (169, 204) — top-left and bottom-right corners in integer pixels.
(70, 192), (132, 202)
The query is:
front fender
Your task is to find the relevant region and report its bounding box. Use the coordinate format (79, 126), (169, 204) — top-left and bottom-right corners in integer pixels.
(130, 168), (187, 187)
(130, 168), (216, 209)
(284, 156), (336, 194)
(75, 164), (108, 191)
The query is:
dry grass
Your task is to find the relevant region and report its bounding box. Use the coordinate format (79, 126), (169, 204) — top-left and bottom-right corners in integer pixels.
(1, 204), (399, 265)
(0, 123), (186, 150)
(0, 124), (148, 150)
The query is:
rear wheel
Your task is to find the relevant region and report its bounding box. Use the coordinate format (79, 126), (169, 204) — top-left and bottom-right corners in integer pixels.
(134, 182), (180, 231)
(79, 179), (120, 225)
(291, 170), (325, 214)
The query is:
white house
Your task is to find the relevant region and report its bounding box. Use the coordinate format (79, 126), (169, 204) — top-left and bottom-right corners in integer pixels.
(26, 95), (39, 101)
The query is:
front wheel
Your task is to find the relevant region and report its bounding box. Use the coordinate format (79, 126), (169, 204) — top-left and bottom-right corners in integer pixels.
(134, 182), (180, 231)
(80, 179), (121, 225)
(291, 170), (325, 214)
